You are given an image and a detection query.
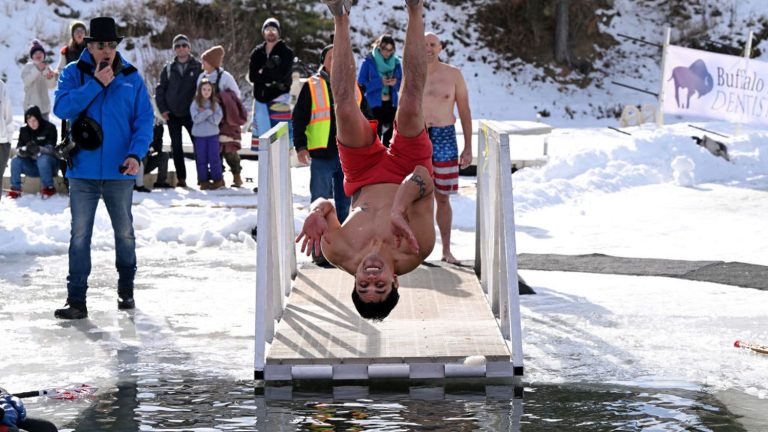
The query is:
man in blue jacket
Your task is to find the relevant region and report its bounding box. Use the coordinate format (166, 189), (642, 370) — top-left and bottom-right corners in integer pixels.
(52, 17), (154, 319)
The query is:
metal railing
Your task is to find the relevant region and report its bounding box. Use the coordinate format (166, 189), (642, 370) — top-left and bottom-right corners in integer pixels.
(254, 122), (297, 380)
(475, 120), (533, 378)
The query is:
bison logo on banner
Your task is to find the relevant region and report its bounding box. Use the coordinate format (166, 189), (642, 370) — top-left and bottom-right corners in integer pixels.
(669, 59), (713, 108)
(661, 45), (768, 125)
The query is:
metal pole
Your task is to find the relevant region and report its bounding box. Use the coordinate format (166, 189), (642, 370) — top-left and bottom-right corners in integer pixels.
(656, 27), (672, 127)
(736, 31), (754, 136)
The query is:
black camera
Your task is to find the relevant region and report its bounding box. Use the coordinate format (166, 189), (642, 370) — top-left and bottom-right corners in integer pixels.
(54, 138), (78, 169)
(17, 142), (41, 159)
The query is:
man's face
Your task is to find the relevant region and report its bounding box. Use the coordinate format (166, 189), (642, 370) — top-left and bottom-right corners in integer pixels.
(26, 115), (39, 130)
(263, 26), (279, 43)
(31, 51), (45, 63)
(87, 41), (117, 66)
(425, 33), (442, 63)
(174, 42), (190, 61)
(354, 253), (397, 303)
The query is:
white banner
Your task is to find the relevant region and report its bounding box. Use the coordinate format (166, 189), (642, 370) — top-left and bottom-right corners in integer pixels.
(662, 45), (768, 124)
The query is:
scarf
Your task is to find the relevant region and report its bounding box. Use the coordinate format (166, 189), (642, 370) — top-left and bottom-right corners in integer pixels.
(372, 47), (399, 97)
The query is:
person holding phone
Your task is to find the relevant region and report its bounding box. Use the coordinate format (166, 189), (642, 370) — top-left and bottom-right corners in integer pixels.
(22, 40), (58, 121)
(52, 17), (154, 319)
(357, 34), (402, 147)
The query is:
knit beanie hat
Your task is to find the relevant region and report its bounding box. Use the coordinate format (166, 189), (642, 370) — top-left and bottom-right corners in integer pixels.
(172, 34), (189, 48)
(70, 20), (86, 38)
(262, 18), (280, 34)
(201, 45), (225, 69)
(29, 40), (45, 59)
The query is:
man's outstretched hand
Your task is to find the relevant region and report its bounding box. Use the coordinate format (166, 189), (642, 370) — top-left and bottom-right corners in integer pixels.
(391, 212), (419, 254)
(295, 211), (329, 256)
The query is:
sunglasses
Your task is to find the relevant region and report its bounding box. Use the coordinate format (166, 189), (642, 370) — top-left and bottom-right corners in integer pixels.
(380, 46), (395, 53)
(92, 41), (118, 50)
(174, 43), (189, 49)
(73, 28), (86, 35)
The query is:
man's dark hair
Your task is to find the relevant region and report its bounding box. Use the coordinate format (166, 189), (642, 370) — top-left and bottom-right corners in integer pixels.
(351, 283), (399, 322)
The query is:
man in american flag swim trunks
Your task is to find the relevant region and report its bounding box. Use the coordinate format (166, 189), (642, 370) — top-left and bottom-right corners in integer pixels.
(423, 32), (473, 265)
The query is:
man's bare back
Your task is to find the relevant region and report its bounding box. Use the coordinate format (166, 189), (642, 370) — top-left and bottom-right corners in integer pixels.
(322, 183), (435, 276)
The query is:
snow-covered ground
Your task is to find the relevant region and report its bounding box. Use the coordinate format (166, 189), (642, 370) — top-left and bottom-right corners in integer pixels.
(2, 0), (768, 428)
(2, 120), (768, 405)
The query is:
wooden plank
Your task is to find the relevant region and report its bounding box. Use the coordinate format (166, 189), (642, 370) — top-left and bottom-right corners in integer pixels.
(267, 263), (511, 368)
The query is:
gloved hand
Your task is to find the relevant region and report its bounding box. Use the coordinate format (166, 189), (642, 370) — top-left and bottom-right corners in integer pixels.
(264, 55), (281, 69)
(39, 144), (56, 156)
(17, 142), (40, 159)
(0, 394), (26, 427)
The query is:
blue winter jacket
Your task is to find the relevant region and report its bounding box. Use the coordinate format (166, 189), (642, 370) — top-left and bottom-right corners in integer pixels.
(54, 50), (153, 180)
(357, 54), (402, 109)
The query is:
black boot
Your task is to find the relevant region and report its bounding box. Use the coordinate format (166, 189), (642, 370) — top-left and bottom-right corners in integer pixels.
(54, 299), (88, 319)
(117, 288), (135, 310)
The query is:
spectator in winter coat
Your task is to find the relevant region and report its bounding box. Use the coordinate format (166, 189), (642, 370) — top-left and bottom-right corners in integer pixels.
(357, 34), (402, 147)
(197, 45), (242, 187)
(0, 79), (14, 203)
(155, 34), (203, 188)
(218, 88), (248, 188)
(52, 17), (154, 320)
(22, 40), (58, 120)
(190, 78), (225, 190)
(6, 106), (59, 199)
(197, 45), (240, 98)
(56, 20), (87, 72)
(248, 17), (295, 148)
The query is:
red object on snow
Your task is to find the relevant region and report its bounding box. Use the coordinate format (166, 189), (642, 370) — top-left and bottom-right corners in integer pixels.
(734, 340), (768, 355)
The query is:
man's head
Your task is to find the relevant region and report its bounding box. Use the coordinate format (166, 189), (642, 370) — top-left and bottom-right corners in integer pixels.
(29, 40), (45, 63)
(320, 44), (333, 73)
(424, 32), (442, 64)
(351, 252), (400, 321)
(375, 34), (396, 60)
(172, 34), (191, 62)
(70, 20), (86, 44)
(85, 17), (123, 66)
(201, 45), (225, 72)
(24, 106), (43, 130)
(262, 18), (280, 43)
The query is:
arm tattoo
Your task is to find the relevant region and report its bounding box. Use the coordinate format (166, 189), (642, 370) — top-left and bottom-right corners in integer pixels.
(409, 174), (427, 198)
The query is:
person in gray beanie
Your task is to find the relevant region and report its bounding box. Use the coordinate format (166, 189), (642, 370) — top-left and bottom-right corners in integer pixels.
(155, 33), (202, 188)
(248, 17), (295, 149)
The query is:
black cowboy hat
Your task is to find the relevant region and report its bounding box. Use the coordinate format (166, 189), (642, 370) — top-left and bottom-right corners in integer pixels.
(84, 17), (124, 43)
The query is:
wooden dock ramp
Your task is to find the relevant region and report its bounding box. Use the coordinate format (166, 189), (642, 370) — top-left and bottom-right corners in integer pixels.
(265, 262), (515, 381)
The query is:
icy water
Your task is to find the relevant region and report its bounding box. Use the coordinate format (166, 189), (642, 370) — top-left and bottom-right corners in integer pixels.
(29, 376), (752, 431)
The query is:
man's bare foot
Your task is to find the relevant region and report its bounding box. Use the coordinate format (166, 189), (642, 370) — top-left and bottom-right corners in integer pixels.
(441, 253), (461, 265)
(323, 0), (353, 16)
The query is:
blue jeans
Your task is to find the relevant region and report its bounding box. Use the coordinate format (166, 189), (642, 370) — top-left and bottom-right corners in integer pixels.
(10, 154), (58, 189)
(310, 156), (350, 223)
(67, 179), (136, 302)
